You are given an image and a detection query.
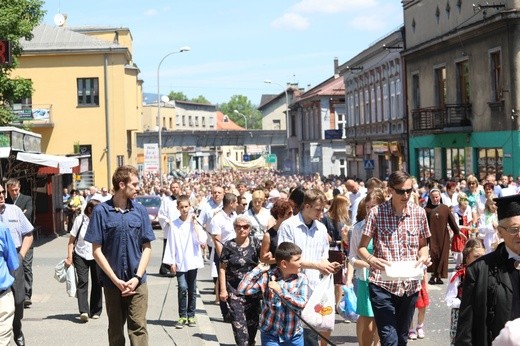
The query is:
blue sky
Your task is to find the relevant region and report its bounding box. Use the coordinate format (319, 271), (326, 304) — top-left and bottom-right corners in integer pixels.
(42, 0), (404, 105)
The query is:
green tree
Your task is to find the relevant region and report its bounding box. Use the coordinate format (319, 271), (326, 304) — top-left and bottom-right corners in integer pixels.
(190, 95), (211, 104)
(219, 95), (262, 129)
(167, 91), (188, 102)
(0, 0), (45, 126)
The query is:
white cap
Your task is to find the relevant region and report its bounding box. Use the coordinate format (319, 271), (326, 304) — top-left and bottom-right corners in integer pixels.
(492, 318), (520, 346)
(268, 189), (280, 200)
(90, 193), (104, 202)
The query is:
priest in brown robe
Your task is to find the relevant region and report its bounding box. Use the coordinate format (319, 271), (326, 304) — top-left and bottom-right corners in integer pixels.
(425, 188), (462, 284)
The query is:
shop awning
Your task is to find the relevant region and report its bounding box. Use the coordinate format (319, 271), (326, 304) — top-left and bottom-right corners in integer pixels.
(16, 152), (79, 174)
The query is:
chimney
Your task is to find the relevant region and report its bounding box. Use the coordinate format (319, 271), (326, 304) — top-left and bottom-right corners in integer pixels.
(334, 57), (339, 79)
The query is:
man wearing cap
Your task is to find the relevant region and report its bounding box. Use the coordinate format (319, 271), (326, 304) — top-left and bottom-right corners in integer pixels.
(455, 194), (520, 345)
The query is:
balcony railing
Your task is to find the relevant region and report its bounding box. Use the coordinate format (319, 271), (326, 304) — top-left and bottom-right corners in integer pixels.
(411, 104), (472, 133)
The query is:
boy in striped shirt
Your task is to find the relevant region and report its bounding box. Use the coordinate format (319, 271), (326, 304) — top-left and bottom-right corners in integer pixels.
(238, 242), (308, 345)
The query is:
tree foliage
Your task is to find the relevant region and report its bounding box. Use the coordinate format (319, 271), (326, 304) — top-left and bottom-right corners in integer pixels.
(0, 0), (45, 125)
(219, 95), (262, 129)
(191, 95), (211, 104)
(167, 91), (188, 102)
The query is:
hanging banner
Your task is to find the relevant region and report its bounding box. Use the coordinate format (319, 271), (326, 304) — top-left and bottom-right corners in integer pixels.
(144, 143), (159, 173)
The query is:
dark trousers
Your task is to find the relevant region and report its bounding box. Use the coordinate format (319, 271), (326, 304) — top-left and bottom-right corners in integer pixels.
(159, 239), (172, 275)
(176, 269), (197, 318)
(12, 253), (25, 342)
(73, 252), (103, 316)
(213, 251), (229, 318)
(23, 247), (33, 300)
(227, 291), (260, 346)
(303, 328), (319, 346)
(369, 283), (419, 346)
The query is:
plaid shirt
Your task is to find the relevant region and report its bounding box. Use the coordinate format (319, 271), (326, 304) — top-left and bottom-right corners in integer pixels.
(363, 199), (431, 296)
(238, 267), (308, 341)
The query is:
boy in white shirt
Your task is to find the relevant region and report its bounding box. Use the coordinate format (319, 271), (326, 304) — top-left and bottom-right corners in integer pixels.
(162, 195), (207, 328)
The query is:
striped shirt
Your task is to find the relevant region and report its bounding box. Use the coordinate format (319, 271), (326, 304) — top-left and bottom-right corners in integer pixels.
(363, 200), (430, 296)
(238, 267), (308, 341)
(277, 213), (329, 293)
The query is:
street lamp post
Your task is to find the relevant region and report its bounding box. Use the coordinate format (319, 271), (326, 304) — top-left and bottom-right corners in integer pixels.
(156, 46), (190, 188)
(233, 109), (248, 129)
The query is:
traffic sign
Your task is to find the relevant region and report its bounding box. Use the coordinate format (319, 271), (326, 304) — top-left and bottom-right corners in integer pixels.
(364, 159), (375, 170)
(267, 154), (277, 163)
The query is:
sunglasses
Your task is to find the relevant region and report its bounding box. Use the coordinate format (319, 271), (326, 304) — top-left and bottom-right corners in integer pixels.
(393, 188), (413, 195)
(234, 224), (250, 230)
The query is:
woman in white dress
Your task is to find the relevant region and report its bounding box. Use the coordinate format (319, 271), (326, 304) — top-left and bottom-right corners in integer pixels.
(246, 190), (272, 242)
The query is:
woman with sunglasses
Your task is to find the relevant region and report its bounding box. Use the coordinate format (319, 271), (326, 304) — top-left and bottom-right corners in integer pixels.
(219, 216), (262, 346)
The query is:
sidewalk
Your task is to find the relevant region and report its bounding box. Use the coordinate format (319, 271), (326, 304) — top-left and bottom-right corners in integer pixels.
(22, 230), (220, 346)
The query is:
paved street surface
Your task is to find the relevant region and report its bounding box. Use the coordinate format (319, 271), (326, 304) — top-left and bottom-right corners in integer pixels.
(21, 231), (453, 345)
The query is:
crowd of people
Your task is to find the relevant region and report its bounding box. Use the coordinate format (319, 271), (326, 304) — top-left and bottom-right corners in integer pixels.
(4, 165), (520, 345)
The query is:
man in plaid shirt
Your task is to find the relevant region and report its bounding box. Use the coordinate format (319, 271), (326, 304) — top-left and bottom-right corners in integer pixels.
(358, 171), (431, 345)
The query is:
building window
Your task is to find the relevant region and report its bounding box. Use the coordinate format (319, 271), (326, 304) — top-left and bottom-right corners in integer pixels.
(202, 117), (206, 127)
(490, 50), (502, 102)
(337, 112), (346, 138)
(273, 119), (281, 130)
(456, 60), (471, 104)
(434, 66), (446, 108)
(195, 116), (199, 127)
(182, 115), (186, 126)
(412, 74), (420, 109)
(478, 148), (503, 180)
(290, 113), (296, 136)
(417, 148), (434, 182)
(209, 116), (215, 127)
(188, 116), (193, 126)
(176, 115), (180, 126)
(77, 78), (99, 106)
(446, 148), (465, 180)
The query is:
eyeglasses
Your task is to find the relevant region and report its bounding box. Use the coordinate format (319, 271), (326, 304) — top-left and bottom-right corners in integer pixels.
(393, 188), (413, 195)
(459, 198), (468, 202)
(498, 225), (520, 236)
(234, 224), (250, 230)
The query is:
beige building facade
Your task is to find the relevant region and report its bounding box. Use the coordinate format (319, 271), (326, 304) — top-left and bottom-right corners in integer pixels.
(13, 24), (143, 189)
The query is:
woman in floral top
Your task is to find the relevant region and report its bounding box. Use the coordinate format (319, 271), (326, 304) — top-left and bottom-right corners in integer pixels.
(219, 215), (262, 346)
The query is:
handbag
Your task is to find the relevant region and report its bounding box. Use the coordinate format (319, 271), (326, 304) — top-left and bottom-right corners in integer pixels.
(301, 274), (335, 332)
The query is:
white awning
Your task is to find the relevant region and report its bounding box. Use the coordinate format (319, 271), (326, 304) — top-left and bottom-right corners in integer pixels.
(17, 152), (79, 174)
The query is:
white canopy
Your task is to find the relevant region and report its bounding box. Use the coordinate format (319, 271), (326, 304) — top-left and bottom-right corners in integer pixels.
(17, 152), (79, 174)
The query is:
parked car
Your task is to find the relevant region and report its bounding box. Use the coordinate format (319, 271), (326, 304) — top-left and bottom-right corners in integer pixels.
(135, 195), (162, 229)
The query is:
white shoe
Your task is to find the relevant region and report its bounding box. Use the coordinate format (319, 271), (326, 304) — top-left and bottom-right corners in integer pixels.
(80, 313), (89, 322)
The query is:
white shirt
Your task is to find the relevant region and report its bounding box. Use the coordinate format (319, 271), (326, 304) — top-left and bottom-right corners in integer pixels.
(158, 196), (180, 238)
(277, 213), (329, 294)
(210, 210), (236, 243)
(70, 214), (94, 260)
(0, 204), (33, 248)
(162, 217), (207, 272)
(246, 207), (270, 242)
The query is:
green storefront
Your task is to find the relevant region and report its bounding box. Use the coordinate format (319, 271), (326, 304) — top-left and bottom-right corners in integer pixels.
(409, 131), (520, 182)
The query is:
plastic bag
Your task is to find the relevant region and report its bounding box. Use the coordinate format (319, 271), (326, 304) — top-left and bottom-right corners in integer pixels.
(301, 274), (335, 332)
(54, 259), (76, 297)
(338, 285), (359, 322)
(66, 264), (77, 298)
(54, 259), (67, 283)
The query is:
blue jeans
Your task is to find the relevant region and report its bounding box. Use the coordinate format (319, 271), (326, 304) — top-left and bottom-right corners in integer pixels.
(261, 331), (304, 346)
(368, 283), (418, 346)
(177, 269), (198, 318)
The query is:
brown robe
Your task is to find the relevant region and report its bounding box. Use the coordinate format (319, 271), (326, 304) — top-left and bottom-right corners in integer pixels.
(425, 204), (460, 278)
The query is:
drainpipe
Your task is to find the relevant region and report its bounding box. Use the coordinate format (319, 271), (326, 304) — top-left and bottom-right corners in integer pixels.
(104, 53), (112, 186)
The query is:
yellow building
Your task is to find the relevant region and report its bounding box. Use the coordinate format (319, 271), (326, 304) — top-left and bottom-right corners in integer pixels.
(12, 24), (143, 188)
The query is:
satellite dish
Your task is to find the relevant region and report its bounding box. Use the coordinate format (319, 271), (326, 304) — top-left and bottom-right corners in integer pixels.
(161, 95), (170, 103)
(54, 13), (66, 27)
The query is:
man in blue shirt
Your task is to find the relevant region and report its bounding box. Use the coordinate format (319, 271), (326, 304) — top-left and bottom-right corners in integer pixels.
(0, 222), (19, 345)
(85, 165), (156, 346)
(0, 185), (33, 346)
